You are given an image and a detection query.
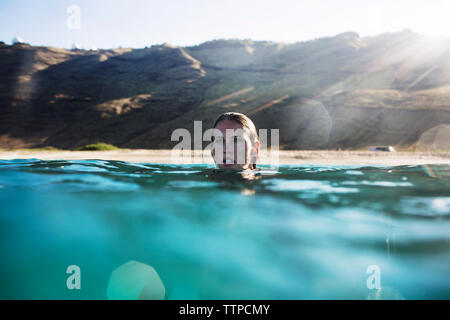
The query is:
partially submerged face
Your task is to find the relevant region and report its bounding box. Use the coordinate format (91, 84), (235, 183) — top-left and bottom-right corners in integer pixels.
(211, 119), (259, 170)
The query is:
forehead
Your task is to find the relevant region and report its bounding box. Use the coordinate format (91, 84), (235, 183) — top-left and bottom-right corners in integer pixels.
(215, 120), (247, 136)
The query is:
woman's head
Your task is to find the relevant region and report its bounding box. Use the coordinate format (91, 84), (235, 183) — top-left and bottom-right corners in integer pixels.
(211, 112), (260, 170)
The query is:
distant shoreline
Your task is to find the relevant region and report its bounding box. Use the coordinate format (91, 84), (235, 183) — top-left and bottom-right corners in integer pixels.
(0, 149), (449, 166)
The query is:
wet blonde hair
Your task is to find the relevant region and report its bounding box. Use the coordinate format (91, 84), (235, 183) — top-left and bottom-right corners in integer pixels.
(213, 112), (259, 170)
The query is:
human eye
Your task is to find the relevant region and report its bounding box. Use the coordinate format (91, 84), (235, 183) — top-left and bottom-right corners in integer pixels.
(213, 136), (224, 144)
(234, 136), (245, 144)
(233, 136), (245, 144)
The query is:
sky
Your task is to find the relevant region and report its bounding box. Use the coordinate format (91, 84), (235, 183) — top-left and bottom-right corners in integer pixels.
(1, 0), (450, 49)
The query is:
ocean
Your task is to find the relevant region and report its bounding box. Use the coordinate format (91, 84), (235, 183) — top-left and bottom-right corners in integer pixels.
(0, 159), (449, 299)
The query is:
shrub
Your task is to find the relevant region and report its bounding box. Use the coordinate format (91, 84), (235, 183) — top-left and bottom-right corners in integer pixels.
(74, 142), (118, 151)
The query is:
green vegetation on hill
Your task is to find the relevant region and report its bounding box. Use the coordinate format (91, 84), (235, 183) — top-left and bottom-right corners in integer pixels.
(74, 143), (119, 151)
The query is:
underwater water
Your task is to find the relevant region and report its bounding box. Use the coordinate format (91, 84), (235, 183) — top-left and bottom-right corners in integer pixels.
(0, 159), (449, 300)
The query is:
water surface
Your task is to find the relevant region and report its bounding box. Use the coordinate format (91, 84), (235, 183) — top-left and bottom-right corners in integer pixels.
(0, 159), (449, 299)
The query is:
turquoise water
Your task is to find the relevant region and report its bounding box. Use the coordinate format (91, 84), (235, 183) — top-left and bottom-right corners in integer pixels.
(0, 159), (449, 299)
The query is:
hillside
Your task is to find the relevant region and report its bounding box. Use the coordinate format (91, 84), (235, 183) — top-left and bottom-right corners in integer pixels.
(0, 30), (449, 150)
